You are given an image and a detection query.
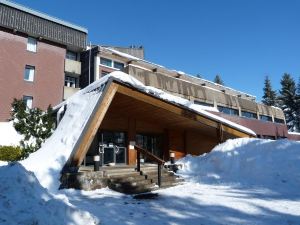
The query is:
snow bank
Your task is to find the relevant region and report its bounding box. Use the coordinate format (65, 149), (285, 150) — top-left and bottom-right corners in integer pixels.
(178, 138), (300, 190)
(0, 163), (98, 225)
(22, 72), (254, 192)
(0, 122), (22, 146)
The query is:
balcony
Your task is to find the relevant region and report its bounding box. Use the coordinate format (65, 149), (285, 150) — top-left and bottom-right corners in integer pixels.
(63, 86), (80, 100)
(65, 59), (81, 75)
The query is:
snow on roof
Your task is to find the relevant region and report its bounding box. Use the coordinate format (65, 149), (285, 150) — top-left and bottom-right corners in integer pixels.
(21, 71), (255, 192)
(288, 132), (300, 136)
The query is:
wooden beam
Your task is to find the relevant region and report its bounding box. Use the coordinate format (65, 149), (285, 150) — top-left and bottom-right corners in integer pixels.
(72, 83), (119, 166)
(117, 85), (254, 137)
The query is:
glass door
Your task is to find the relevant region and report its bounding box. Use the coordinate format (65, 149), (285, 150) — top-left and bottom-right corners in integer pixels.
(136, 133), (163, 160)
(99, 131), (127, 165)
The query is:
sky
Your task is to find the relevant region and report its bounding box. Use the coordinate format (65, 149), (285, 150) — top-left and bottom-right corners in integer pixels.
(13, 0), (300, 101)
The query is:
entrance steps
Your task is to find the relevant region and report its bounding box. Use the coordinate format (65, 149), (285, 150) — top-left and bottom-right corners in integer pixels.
(107, 165), (184, 194)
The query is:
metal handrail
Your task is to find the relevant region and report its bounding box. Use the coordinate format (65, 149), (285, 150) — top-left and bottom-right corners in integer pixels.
(134, 145), (165, 187)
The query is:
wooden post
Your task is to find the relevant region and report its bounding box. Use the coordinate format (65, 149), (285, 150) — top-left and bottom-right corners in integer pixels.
(158, 164), (162, 187)
(127, 118), (136, 165)
(136, 149), (141, 172)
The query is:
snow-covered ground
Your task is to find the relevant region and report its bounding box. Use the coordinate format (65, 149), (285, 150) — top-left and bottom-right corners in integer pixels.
(0, 122), (22, 146)
(1, 138), (300, 225)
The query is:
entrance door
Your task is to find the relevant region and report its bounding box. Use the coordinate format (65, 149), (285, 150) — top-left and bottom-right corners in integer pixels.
(136, 133), (163, 159)
(99, 131), (127, 165)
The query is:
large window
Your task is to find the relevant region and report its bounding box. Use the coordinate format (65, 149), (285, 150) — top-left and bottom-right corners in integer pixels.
(27, 37), (37, 52)
(260, 115), (272, 122)
(100, 57), (124, 70)
(217, 106), (239, 116)
(66, 50), (77, 60)
(274, 118), (285, 124)
(113, 61), (124, 70)
(24, 65), (35, 82)
(241, 111), (257, 119)
(100, 57), (112, 67)
(65, 76), (78, 88)
(23, 96), (33, 109)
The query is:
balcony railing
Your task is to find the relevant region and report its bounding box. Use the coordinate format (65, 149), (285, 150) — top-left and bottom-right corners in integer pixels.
(63, 86), (80, 99)
(65, 59), (81, 75)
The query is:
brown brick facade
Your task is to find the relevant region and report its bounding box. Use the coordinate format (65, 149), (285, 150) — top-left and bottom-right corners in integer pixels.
(0, 30), (65, 121)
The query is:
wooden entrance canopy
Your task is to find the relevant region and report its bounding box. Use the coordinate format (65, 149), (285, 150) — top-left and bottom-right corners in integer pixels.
(66, 78), (255, 168)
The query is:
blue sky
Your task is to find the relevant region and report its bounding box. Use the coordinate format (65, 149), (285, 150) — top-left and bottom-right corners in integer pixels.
(14, 0), (300, 100)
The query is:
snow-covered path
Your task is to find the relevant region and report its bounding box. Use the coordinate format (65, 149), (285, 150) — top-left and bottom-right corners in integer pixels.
(62, 182), (300, 225)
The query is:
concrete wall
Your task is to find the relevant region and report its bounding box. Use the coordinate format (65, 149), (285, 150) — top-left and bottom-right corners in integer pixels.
(0, 29), (65, 121)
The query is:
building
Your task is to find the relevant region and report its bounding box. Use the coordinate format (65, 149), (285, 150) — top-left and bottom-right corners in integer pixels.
(81, 45), (300, 140)
(0, 0), (87, 121)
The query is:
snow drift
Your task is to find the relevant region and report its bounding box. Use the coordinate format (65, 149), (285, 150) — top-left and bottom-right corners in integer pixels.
(0, 163), (98, 225)
(179, 138), (300, 191)
(0, 122), (22, 146)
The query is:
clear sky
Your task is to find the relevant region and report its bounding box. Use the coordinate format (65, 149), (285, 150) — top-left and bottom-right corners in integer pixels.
(13, 0), (300, 101)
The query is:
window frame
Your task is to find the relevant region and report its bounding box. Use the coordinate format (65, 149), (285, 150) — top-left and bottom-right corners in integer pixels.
(24, 65), (35, 82)
(27, 37), (37, 52)
(64, 75), (78, 88)
(23, 95), (33, 109)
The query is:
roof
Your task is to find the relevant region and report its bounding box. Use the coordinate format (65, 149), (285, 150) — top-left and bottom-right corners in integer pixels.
(0, 0), (87, 33)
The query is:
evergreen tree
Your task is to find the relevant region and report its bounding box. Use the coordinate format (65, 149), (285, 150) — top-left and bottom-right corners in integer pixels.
(295, 77), (300, 131)
(10, 99), (55, 158)
(278, 73), (298, 131)
(214, 74), (224, 85)
(262, 76), (277, 106)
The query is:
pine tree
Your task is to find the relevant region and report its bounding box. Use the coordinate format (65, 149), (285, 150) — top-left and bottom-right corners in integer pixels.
(214, 74), (224, 85)
(262, 76), (277, 106)
(10, 99), (55, 158)
(295, 77), (300, 131)
(278, 73), (297, 131)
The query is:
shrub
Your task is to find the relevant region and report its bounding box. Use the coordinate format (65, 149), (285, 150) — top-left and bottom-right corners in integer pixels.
(0, 146), (23, 161)
(10, 99), (55, 158)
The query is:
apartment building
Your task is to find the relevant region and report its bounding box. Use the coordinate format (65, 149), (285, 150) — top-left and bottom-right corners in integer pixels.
(0, 0), (87, 121)
(80, 45), (300, 140)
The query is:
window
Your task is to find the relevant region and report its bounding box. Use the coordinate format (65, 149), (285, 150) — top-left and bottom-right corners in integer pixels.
(194, 100), (214, 107)
(27, 37), (37, 52)
(65, 76), (78, 88)
(66, 50), (77, 60)
(274, 118), (285, 124)
(23, 96), (33, 109)
(241, 111), (257, 119)
(113, 61), (124, 70)
(260, 115), (272, 122)
(100, 57), (112, 67)
(217, 106), (239, 116)
(24, 65), (35, 82)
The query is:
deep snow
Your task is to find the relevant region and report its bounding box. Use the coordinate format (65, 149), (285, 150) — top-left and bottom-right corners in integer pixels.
(0, 122), (22, 146)
(1, 138), (300, 225)
(0, 163), (98, 225)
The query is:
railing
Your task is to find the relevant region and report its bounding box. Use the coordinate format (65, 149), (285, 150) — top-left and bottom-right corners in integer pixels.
(134, 145), (165, 187)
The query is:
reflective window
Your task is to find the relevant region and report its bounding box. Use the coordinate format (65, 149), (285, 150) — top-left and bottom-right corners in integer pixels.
(274, 118), (285, 124)
(100, 57), (112, 67)
(66, 50), (77, 60)
(113, 61), (124, 70)
(241, 111), (257, 119)
(217, 106), (239, 116)
(24, 65), (35, 82)
(65, 76), (78, 88)
(23, 96), (33, 109)
(27, 37), (37, 52)
(260, 115), (272, 122)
